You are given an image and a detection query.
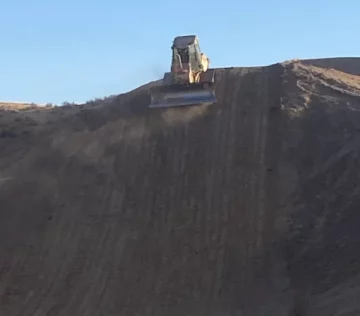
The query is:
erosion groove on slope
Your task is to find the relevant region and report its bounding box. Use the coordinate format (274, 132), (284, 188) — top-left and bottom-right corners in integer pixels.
(1, 58), (360, 316)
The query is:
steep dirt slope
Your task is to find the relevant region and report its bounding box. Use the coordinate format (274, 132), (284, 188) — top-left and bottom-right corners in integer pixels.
(280, 60), (360, 315)
(1, 58), (360, 316)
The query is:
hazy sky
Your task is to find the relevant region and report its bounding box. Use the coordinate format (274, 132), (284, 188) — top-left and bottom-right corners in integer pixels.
(0, 0), (358, 104)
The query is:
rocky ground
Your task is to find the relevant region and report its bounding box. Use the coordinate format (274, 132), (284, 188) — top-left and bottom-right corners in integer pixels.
(0, 58), (360, 315)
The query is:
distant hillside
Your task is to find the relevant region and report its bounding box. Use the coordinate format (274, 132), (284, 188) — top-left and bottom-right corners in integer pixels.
(302, 57), (360, 75)
(0, 102), (45, 110)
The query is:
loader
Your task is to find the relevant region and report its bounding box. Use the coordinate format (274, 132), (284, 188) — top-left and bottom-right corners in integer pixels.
(149, 35), (217, 108)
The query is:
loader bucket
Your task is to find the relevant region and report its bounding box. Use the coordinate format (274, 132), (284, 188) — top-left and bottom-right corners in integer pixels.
(149, 83), (216, 108)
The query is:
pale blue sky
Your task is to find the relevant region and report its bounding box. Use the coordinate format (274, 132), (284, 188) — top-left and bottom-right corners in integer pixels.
(0, 0), (359, 104)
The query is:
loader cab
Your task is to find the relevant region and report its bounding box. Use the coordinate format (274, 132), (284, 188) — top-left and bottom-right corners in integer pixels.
(171, 35), (203, 72)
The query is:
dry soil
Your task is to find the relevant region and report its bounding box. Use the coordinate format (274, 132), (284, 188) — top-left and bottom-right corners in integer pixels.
(1, 58), (360, 316)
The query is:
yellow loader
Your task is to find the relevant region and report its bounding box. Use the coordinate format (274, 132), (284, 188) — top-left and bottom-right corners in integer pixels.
(149, 35), (217, 108)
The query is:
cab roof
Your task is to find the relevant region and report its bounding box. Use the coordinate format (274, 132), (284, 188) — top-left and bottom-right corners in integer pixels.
(172, 35), (198, 48)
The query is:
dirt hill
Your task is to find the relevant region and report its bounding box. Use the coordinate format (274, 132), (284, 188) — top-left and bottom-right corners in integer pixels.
(1, 58), (360, 316)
